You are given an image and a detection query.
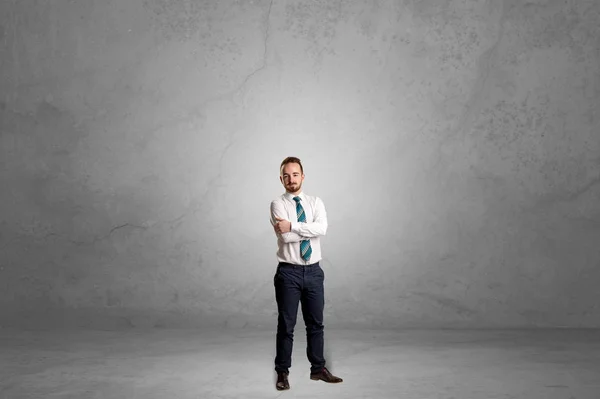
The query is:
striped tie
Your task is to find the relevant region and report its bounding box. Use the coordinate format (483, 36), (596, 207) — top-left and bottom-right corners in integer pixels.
(293, 196), (312, 261)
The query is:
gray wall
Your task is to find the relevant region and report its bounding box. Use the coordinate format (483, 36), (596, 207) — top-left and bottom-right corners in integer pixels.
(1, 0), (599, 330)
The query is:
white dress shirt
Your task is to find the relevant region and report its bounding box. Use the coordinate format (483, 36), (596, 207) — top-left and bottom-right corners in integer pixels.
(270, 191), (328, 265)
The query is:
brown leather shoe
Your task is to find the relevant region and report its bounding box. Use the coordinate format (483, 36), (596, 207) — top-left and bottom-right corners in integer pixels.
(310, 367), (343, 383)
(276, 371), (290, 390)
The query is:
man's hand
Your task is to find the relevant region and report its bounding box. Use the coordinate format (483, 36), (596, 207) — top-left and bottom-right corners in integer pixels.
(274, 217), (292, 234)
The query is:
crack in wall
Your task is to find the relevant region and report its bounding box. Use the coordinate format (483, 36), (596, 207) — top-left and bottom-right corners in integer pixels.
(235, 0), (273, 100)
(434, 0), (508, 170)
(195, 0), (274, 112)
(71, 223), (148, 246)
(183, 0), (275, 223)
(92, 0), (275, 149)
(537, 173), (600, 206)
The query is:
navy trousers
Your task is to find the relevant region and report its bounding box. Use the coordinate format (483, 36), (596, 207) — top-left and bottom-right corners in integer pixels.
(274, 261), (326, 374)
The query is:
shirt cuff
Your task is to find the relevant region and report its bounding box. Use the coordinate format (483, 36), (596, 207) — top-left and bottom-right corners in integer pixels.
(291, 221), (300, 234)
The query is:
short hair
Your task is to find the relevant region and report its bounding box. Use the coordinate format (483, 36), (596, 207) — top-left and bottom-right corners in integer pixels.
(280, 156), (304, 175)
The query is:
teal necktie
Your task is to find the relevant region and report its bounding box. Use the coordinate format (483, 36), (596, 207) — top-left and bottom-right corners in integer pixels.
(293, 196), (312, 261)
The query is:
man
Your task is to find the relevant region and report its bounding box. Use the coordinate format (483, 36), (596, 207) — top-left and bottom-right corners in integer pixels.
(270, 156), (343, 391)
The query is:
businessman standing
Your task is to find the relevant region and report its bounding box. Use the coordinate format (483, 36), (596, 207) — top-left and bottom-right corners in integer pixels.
(270, 156), (343, 391)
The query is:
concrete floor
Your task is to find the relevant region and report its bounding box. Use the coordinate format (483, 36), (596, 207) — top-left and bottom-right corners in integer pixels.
(1, 328), (599, 398)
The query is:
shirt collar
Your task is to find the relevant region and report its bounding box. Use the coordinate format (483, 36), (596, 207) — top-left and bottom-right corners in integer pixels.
(284, 191), (304, 202)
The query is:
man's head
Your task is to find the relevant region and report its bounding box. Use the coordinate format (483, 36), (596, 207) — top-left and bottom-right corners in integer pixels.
(280, 156), (304, 195)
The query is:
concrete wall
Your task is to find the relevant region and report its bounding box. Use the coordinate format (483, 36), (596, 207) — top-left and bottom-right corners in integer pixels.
(1, 0), (599, 330)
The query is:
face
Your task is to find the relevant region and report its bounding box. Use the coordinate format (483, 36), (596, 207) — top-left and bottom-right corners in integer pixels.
(280, 162), (304, 195)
